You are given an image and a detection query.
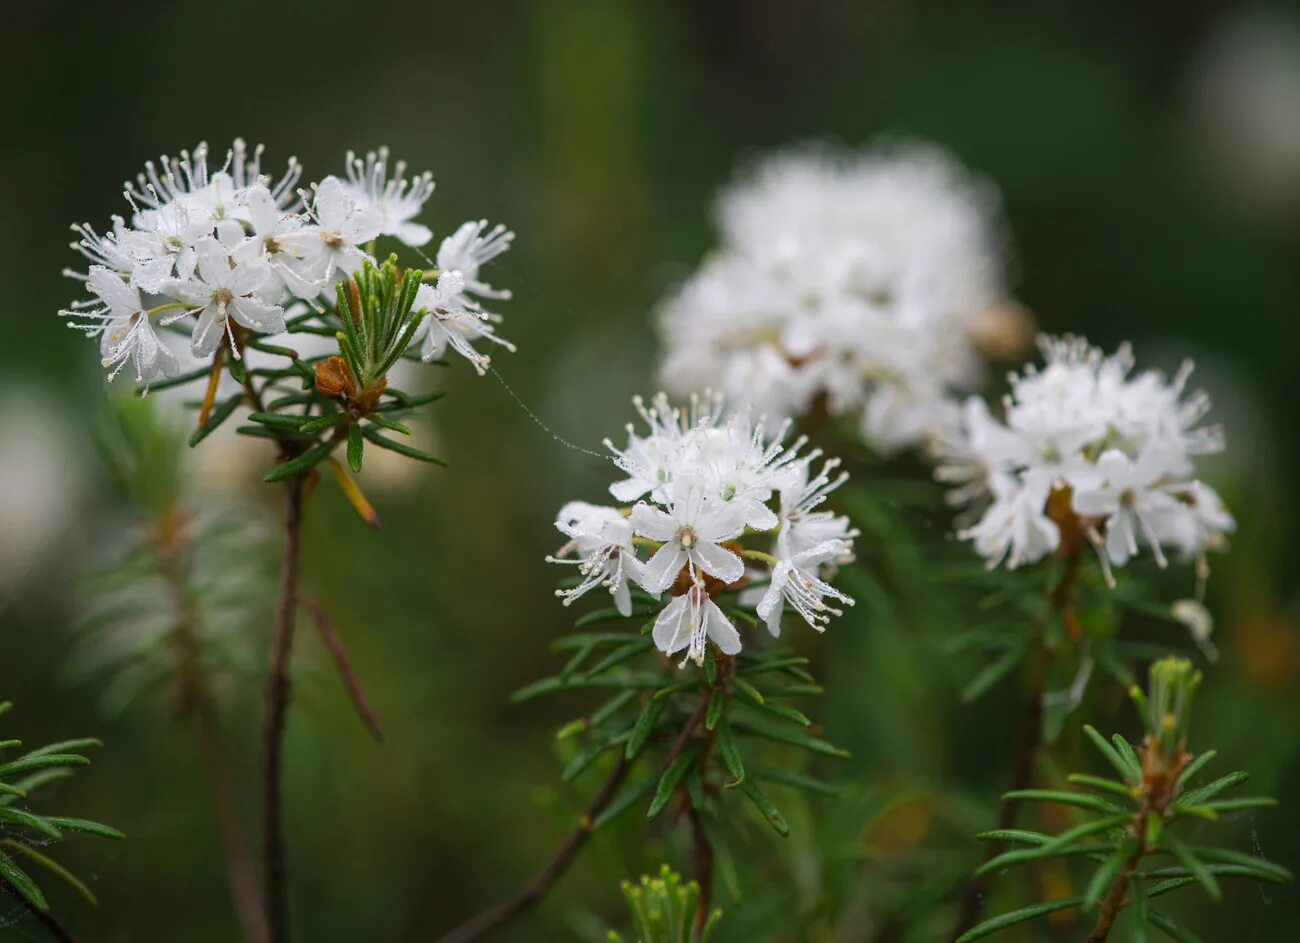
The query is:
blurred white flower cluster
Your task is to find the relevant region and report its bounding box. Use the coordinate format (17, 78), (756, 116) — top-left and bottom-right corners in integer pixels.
(61, 141), (514, 385)
(656, 141), (1022, 453)
(549, 393), (857, 665)
(936, 335), (1234, 578)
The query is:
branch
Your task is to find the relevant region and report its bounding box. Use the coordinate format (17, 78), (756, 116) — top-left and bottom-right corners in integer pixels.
(261, 474), (306, 943)
(301, 596), (384, 740)
(436, 692), (713, 943)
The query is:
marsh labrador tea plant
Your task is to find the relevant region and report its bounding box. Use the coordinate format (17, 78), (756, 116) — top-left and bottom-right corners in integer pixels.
(437, 392), (857, 941)
(59, 139), (514, 943)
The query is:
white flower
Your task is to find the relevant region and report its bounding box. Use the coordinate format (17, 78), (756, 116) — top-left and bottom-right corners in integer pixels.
(168, 239), (286, 357)
(277, 176), (381, 299)
(436, 220), (515, 303)
(231, 184), (306, 299)
(61, 267), (178, 384)
(652, 581), (741, 666)
(605, 393), (718, 503)
(937, 335), (1232, 577)
(657, 139), (1013, 453)
(631, 483), (745, 593)
(549, 502), (649, 617)
(411, 272), (516, 375)
(774, 457), (858, 560)
(342, 148), (435, 247)
(756, 543), (854, 636)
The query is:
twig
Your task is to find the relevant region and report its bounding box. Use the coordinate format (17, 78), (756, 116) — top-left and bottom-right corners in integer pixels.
(437, 693), (713, 943)
(1087, 803), (1149, 942)
(0, 875), (80, 943)
(433, 756), (631, 943)
(261, 474), (306, 943)
(301, 596), (384, 740)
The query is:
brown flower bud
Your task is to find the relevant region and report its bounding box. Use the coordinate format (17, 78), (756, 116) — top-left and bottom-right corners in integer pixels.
(315, 356), (355, 400)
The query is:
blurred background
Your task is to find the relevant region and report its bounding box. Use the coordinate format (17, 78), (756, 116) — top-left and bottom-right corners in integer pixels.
(2, 1), (1299, 940)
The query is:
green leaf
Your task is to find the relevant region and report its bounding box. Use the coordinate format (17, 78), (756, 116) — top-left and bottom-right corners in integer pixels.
(703, 648), (717, 686)
(624, 699), (667, 762)
(1083, 725), (1135, 781)
(962, 644), (1027, 703)
(1130, 874), (1148, 943)
(731, 677), (765, 706)
(731, 716), (849, 759)
(1002, 789), (1122, 815)
(562, 738), (622, 783)
(954, 897), (1081, 942)
(1193, 797), (1277, 814)
(135, 365), (212, 394)
(20, 739), (100, 760)
(264, 441), (334, 482)
(361, 427), (445, 465)
(298, 413), (346, 435)
(1176, 750), (1217, 790)
(975, 829), (1052, 846)
(1016, 814), (1130, 862)
(188, 393), (243, 447)
(574, 608), (651, 628)
(1, 842), (98, 907)
(978, 841), (1113, 877)
(750, 766), (838, 798)
(1185, 846), (1291, 883)
(1111, 734), (1143, 781)
(374, 389), (447, 412)
(0, 807), (62, 840)
(1147, 910), (1206, 943)
(1083, 838), (1138, 911)
(346, 424), (364, 472)
(247, 412), (307, 429)
(705, 689), (725, 731)
(0, 849), (47, 912)
(1067, 773), (1135, 798)
(717, 722), (745, 785)
(584, 639), (653, 679)
(0, 754), (90, 779)
(0, 784), (25, 798)
(1162, 833), (1221, 902)
(1175, 771), (1249, 809)
(647, 745), (698, 821)
(42, 817), (125, 841)
(368, 413), (411, 435)
(737, 776), (789, 837)
(592, 777), (656, 830)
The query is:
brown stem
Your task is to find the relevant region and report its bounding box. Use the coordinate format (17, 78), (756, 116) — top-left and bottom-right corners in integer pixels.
(0, 875), (80, 943)
(157, 524), (270, 943)
(301, 596), (384, 741)
(437, 693), (712, 943)
(688, 806), (714, 932)
(1087, 807), (1149, 942)
(433, 756), (631, 943)
(261, 474), (305, 943)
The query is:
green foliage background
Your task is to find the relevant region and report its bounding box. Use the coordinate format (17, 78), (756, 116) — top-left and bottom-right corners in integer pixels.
(1, 1), (1297, 939)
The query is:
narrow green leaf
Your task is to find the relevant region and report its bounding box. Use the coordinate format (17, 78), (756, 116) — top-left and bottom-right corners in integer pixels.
(298, 413), (346, 435)
(562, 738), (622, 783)
(1112, 734), (1143, 780)
(0, 849), (47, 912)
(731, 716), (849, 759)
(647, 745), (698, 821)
(592, 776), (656, 830)
(1176, 750), (1217, 790)
(584, 639), (652, 679)
(1, 842), (98, 907)
(573, 607), (651, 628)
(1083, 839), (1139, 912)
(962, 644), (1027, 703)
(247, 412), (306, 429)
(717, 722), (745, 785)
(1067, 773), (1135, 798)
(705, 690), (725, 731)
(361, 427), (446, 465)
(1186, 846), (1291, 883)
(0, 755), (90, 779)
(0, 808), (62, 840)
(368, 413), (410, 435)
(347, 424), (364, 473)
(954, 897), (1082, 942)
(731, 677), (765, 706)
(0, 784), (25, 798)
(42, 817), (125, 841)
(1130, 874), (1148, 943)
(737, 776), (789, 836)
(1148, 910), (1206, 943)
(1195, 797), (1277, 814)
(750, 766), (839, 798)
(976, 829), (1053, 846)
(703, 648), (717, 686)
(20, 739), (101, 760)
(263, 441), (334, 482)
(374, 389), (447, 412)
(1163, 833), (1221, 901)
(1030, 814), (1130, 858)
(1175, 771), (1249, 809)
(978, 841), (1113, 877)
(1082, 725), (1134, 781)
(1003, 789), (1123, 815)
(188, 393), (243, 447)
(135, 365), (211, 394)
(624, 699), (666, 762)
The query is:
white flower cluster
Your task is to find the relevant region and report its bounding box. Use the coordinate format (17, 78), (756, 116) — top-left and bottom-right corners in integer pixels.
(61, 141), (514, 385)
(936, 336), (1234, 578)
(656, 141), (1015, 453)
(548, 394), (857, 666)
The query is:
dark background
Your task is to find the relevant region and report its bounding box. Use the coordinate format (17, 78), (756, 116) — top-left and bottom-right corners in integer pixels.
(2, 1), (1298, 940)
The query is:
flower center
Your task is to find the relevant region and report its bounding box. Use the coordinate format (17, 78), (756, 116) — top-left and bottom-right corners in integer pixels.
(321, 230), (344, 248)
(677, 526), (696, 550)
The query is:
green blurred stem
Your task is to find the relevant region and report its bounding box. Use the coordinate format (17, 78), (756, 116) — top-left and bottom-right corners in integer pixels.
(261, 473), (305, 943)
(1088, 804), (1149, 941)
(688, 805), (714, 932)
(0, 874), (79, 943)
(159, 534), (270, 943)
